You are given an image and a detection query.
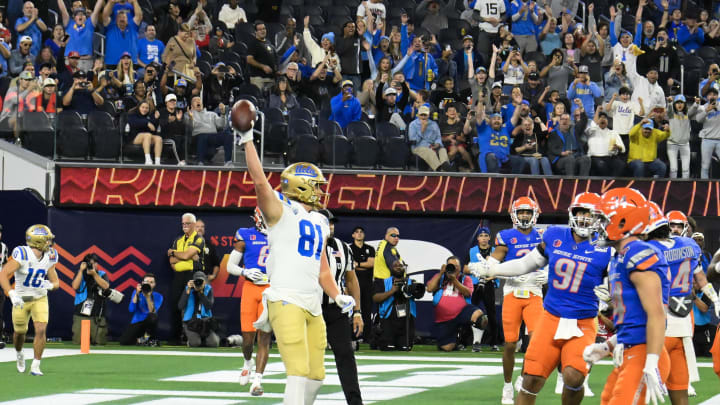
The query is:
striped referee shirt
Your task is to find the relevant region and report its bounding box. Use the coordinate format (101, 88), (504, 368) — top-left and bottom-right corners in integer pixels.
(323, 237), (354, 306)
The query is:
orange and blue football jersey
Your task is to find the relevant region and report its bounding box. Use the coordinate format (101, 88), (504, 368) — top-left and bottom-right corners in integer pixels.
(609, 239), (670, 346)
(648, 236), (701, 298)
(541, 226), (611, 319)
(234, 228), (269, 273)
(495, 228), (542, 259)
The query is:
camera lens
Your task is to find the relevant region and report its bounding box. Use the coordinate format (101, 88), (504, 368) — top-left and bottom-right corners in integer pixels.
(141, 283), (151, 294)
(445, 263), (456, 272)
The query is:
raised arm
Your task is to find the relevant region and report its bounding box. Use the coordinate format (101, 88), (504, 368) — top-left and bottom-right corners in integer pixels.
(131, 0), (143, 26)
(91, 0), (105, 26)
(242, 124), (282, 226)
(58, 0), (70, 27)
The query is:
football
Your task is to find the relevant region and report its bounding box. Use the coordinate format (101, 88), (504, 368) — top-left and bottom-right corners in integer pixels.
(230, 100), (257, 132)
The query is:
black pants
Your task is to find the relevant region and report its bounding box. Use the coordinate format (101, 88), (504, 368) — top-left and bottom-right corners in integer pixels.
(0, 294), (5, 337)
(118, 313), (159, 345)
(323, 304), (363, 405)
(472, 282), (500, 345)
(591, 156), (626, 177)
(378, 313), (415, 351)
(356, 269), (374, 343)
(694, 323), (717, 357)
(170, 271), (194, 343)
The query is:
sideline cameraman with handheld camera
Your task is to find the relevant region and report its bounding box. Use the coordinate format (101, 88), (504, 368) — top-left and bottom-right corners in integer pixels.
(373, 260), (425, 351)
(178, 271), (219, 347)
(119, 274), (163, 346)
(71, 253), (123, 345)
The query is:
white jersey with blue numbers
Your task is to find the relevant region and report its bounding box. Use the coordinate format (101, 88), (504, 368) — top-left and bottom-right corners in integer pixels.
(12, 245), (57, 299)
(263, 191), (331, 316)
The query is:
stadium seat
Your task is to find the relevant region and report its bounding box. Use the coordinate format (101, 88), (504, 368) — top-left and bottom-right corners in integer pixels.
(380, 137), (410, 169)
(328, 5), (350, 17)
(346, 120), (373, 141)
(288, 133), (321, 163)
(88, 111), (121, 161)
(683, 54), (706, 73)
(299, 96), (318, 114)
(322, 134), (352, 167)
(698, 46), (720, 66)
(266, 122), (289, 155)
(375, 122), (402, 144)
(289, 107), (314, 124)
(21, 112), (55, 158)
(266, 108), (287, 125)
(58, 124), (90, 160)
(351, 135), (380, 168)
(318, 119), (343, 141)
(288, 119), (314, 139)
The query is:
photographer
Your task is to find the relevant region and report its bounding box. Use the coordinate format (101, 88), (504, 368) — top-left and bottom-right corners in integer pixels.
(178, 272), (219, 347)
(372, 260), (425, 351)
(119, 274), (163, 346)
(61, 70), (104, 115)
(427, 256), (487, 352)
(71, 253), (111, 345)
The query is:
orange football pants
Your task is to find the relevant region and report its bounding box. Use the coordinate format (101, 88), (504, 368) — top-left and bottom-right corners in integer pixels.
(600, 344), (671, 405)
(240, 282), (270, 332)
(502, 293), (543, 342)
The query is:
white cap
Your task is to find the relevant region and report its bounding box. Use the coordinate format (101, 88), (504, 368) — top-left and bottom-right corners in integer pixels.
(165, 93), (177, 102)
(20, 35), (32, 43)
(383, 87), (397, 96)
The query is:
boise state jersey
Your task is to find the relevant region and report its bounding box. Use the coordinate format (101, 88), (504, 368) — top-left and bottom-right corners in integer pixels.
(648, 236), (701, 298)
(234, 227), (269, 274)
(263, 191), (331, 316)
(542, 226), (611, 319)
(496, 227), (543, 297)
(12, 245), (57, 299)
(608, 239), (670, 346)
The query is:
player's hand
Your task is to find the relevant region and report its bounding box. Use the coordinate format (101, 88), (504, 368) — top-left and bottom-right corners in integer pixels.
(235, 126), (254, 145)
(594, 284), (611, 303)
(8, 290), (23, 309)
(533, 271), (548, 286)
(515, 274), (530, 283)
(242, 268), (267, 284)
(468, 258), (492, 279)
(583, 341), (611, 366)
(642, 354), (668, 405)
(335, 294), (356, 314)
(40, 279), (54, 291)
(352, 313), (364, 336)
(612, 343), (624, 367)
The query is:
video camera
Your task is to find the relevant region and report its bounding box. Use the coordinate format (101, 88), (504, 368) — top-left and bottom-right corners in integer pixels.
(394, 276), (425, 299)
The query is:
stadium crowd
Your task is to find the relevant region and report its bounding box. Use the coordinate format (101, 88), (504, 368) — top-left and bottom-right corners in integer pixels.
(1, 0), (720, 171)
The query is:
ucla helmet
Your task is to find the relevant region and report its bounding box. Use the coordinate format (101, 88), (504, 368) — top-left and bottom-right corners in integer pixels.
(280, 162), (329, 208)
(26, 225), (54, 252)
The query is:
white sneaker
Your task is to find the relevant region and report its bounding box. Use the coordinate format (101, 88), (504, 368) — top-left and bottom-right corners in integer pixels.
(555, 372), (564, 394)
(16, 352), (25, 373)
(501, 382), (514, 404)
(239, 359), (254, 385)
(30, 363), (43, 376)
(249, 374), (263, 396)
(688, 384), (697, 397)
(583, 377), (594, 397)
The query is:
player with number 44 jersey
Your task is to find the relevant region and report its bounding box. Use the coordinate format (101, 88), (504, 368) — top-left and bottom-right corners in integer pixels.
(0, 225), (60, 377)
(470, 192), (609, 405)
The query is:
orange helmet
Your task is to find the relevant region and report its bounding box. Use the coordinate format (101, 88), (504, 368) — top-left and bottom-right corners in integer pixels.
(666, 210), (689, 236)
(645, 201), (669, 234)
(252, 207), (267, 235)
(511, 197), (539, 229)
(596, 188), (649, 243)
(568, 192), (600, 238)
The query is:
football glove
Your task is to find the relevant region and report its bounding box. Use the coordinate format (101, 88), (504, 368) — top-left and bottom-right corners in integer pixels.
(468, 258), (491, 279)
(642, 354), (668, 405)
(242, 268), (267, 285)
(533, 271), (548, 286)
(235, 128), (254, 146)
(8, 290), (23, 309)
(594, 284), (611, 303)
(334, 294), (355, 314)
(583, 341), (611, 366)
(40, 279), (54, 291)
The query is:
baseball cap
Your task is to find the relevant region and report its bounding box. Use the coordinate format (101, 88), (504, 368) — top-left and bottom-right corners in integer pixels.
(528, 72), (540, 80)
(463, 34), (473, 42)
(477, 227), (490, 236)
(418, 105), (430, 116)
(120, 52), (132, 59)
(175, 78), (188, 87)
(475, 67), (487, 74)
(492, 81), (502, 89)
(674, 95), (686, 103)
(165, 93), (178, 102)
(521, 100), (530, 106)
(642, 122), (654, 130)
(192, 271), (208, 282)
(43, 78), (57, 87)
(317, 209), (337, 223)
(489, 112), (502, 118)
(19, 71), (33, 80)
(20, 35), (33, 43)
(578, 65), (589, 73)
(73, 7), (87, 15)
(68, 51), (81, 58)
(73, 70), (87, 78)
(384, 87), (397, 96)
(342, 80), (354, 88)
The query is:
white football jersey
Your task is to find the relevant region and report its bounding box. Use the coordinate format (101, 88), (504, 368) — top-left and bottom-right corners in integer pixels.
(12, 245), (57, 299)
(475, 0), (505, 33)
(264, 191), (330, 316)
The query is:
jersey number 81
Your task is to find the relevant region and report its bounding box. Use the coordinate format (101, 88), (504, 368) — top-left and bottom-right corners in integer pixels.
(298, 219), (324, 260)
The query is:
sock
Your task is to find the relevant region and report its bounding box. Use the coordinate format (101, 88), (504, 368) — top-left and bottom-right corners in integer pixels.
(304, 379), (323, 405)
(284, 375), (306, 405)
(154, 157), (160, 165)
(31, 359), (40, 368)
(144, 154), (152, 163)
(16, 350), (22, 355)
(472, 326), (485, 344)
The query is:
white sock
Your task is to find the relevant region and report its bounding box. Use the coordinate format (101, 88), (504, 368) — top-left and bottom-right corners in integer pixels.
(144, 154), (152, 164)
(154, 157), (160, 165)
(31, 359), (40, 368)
(304, 378), (323, 405)
(472, 326), (485, 344)
(284, 375), (306, 405)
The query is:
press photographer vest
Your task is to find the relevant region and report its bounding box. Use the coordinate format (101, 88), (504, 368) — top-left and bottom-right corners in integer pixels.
(182, 284), (213, 321)
(378, 277), (417, 319)
(374, 240), (401, 280)
(323, 237), (353, 306)
(172, 231), (205, 272)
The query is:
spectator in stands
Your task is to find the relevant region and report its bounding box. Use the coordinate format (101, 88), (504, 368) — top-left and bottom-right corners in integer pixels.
(440, 103), (474, 171)
(539, 11), (561, 56)
(376, 79), (409, 129)
(162, 24), (197, 80)
(282, 62), (302, 94)
(44, 24), (67, 60)
(157, 0), (182, 44)
(666, 95), (697, 179)
(357, 79), (376, 117)
(218, 0), (246, 31)
(9, 36), (36, 76)
(137, 25), (165, 69)
(179, 271), (219, 347)
(336, 21), (362, 90)
(9, 62), (38, 90)
(15, 1), (47, 57)
(247, 20), (278, 91)
(469, 67), (490, 109)
(188, 4), (212, 50)
(34, 48), (56, 75)
(302, 59), (342, 108)
(633, 66), (665, 115)
(26, 77), (60, 114)
(539, 48), (575, 98)
(431, 77), (463, 111)
(303, 16), (340, 70)
(639, 29), (679, 92)
(276, 17), (298, 55)
(404, 36), (438, 91)
(511, 116), (553, 175)
(203, 62), (238, 111)
(427, 256), (486, 352)
(677, 12), (704, 52)
(704, 19), (720, 47)
(547, 112), (591, 175)
(475, 0), (506, 59)
(606, 87), (643, 157)
(699, 63), (720, 98)
(57, 51), (82, 93)
(604, 60), (633, 102)
(609, 10), (639, 79)
(124, 80), (154, 112)
(162, 77), (192, 111)
(159, 94), (187, 165)
(697, 88), (720, 179)
(119, 273), (162, 346)
(0, 29), (11, 78)
(208, 26), (233, 60)
(500, 48), (528, 93)
(485, 81), (503, 114)
(110, 52), (138, 97)
(0, 71), (34, 140)
(627, 118), (669, 177)
(585, 106), (625, 177)
(436, 42), (458, 82)
(102, 1), (142, 66)
(475, 104), (525, 173)
(567, 65), (602, 116)
(415, 0), (452, 36)
(189, 96), (232, 166)
(509, 0), (540, 53)
(521, 72), (546, 107)
(128, 100), (162, 165)
(409, 105), (452, 171)
(62, 70), (104, 115)
(357, 0), (386, 24)
(330, 80), (362, 129)
(268, 76), (299, 113)
(663, 5), (685, 41)
(453, 35), (481, 91)
(57, 0), (103, 72)
(579, 33), (605, 86)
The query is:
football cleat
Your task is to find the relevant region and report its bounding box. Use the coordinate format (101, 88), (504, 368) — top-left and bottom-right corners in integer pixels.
(16, 351), (25, 373)
(250, 374), (264, 396)
(501, 382), (514, 404)
(30, 363), (43, 376)
(239, 358), (254, 386)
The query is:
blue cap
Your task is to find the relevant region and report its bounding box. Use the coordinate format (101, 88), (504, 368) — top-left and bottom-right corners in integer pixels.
(380, 35), (390, 42)
(321, 32), (335, 44)
(674, 95), (686, 103)
(176, 78), (188, 87)
(642, 122), (654, 130)
(214, 62), (225, 68)
(521, 100), (530, 106)
(475, 67), (487, 74)
(489, 112), (502, 118)
(477, 227), (491, 236)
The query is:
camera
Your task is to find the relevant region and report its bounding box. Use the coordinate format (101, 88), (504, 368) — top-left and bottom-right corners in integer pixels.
(400, 278), (426, 299)
(79, 81), (88, 88)
(193, 278), (204, 288)
(141, 283), (152, 294)
(445, 263), (457, 273)
(102, 288), (125, 304)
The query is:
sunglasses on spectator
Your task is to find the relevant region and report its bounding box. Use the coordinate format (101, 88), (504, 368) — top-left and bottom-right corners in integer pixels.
(390, 233), (400, 237)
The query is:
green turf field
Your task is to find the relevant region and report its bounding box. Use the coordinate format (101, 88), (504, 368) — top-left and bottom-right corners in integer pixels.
(0, 343), (718, 404)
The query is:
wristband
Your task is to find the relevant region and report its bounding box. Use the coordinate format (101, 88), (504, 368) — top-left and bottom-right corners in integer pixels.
(353, 312), (362, 317)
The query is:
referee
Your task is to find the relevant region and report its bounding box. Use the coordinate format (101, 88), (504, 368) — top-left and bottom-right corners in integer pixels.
(319, 209), (364, 405)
